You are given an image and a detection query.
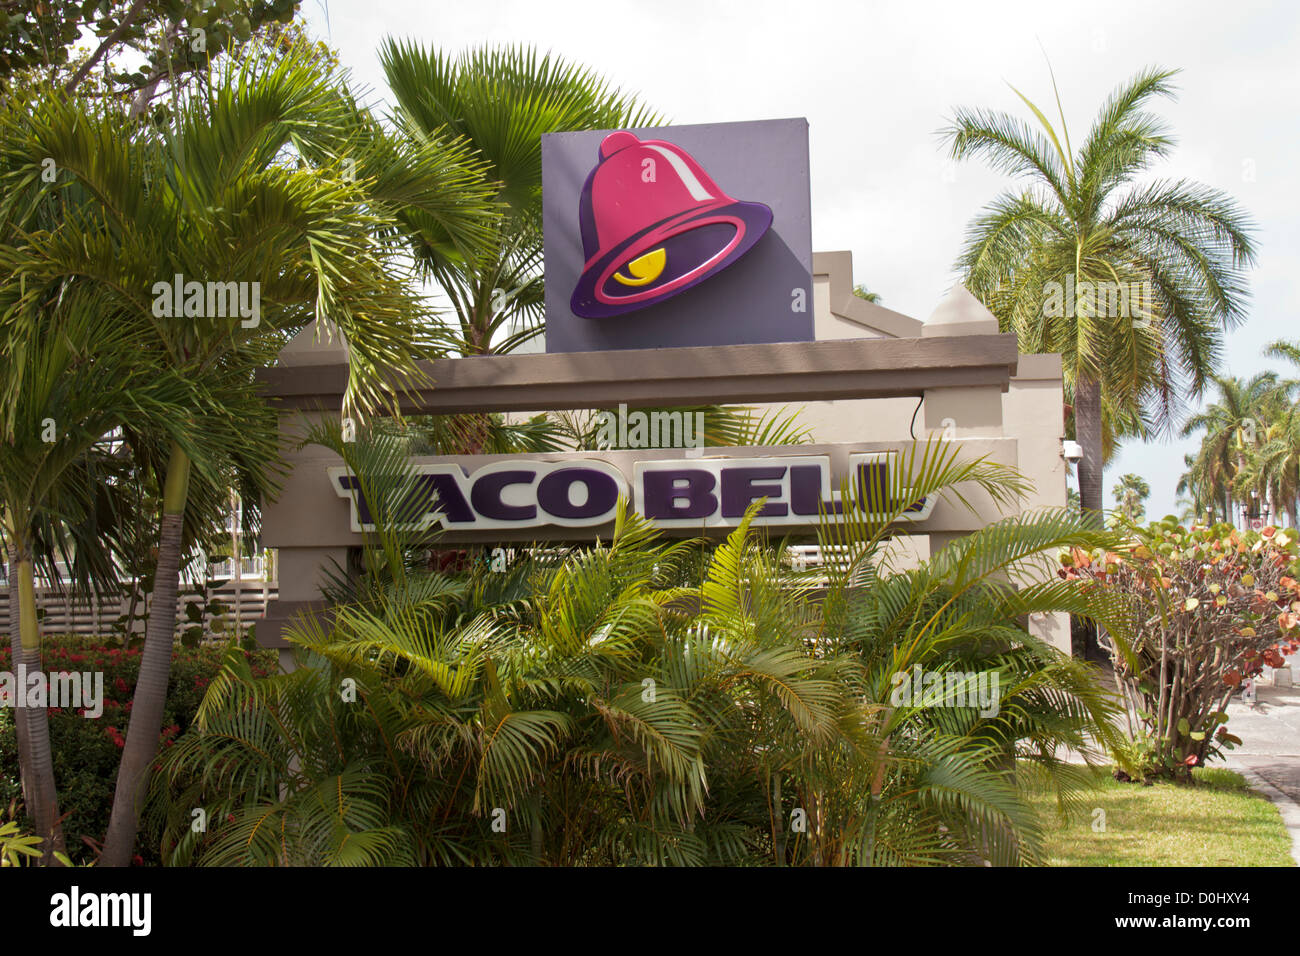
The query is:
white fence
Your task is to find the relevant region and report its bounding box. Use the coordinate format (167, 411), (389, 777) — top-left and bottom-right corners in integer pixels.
(0, 580), (278, 641)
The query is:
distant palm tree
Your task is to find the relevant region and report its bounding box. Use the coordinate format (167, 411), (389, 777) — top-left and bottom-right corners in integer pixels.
(1265, 338), (1300, 381)
(1175, 454), (1216, 526)
(1111, 473), (1150, 523)
(1258, 339), (1300, 526)
(1181, 373), (1281, 524)
(941, 66), (1257, 521)
(1235, 413), (1299, 528)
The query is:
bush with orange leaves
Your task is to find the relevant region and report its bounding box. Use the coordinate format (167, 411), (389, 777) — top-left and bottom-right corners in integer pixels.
(1061, 518), (1300, 779)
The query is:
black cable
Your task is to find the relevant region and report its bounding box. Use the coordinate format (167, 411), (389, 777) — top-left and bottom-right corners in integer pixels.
(908, 395), (924, 440)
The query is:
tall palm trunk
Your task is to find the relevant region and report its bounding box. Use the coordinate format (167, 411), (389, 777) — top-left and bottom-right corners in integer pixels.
(15, 551), (65, 863)
(1074, 376), (1105, 524)
(6, 545), (33, 818)
(101, 442), (190, 866)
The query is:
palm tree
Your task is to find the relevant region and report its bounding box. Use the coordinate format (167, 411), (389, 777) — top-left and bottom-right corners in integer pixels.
(372, 42), (666, 467)
(1259, 339), (1300, 526)
(1175, 454), (1216, 525)
(1265, 338), (1300, 381)
(1256, 413), (1300, 529)
(1111, 473), (1150, 524)
(0, 279), (228, 861)
(941, 66), (1257, 520)
(1181, 373), (1279, 525)
(3, 41), (499, 866)
(1234, 409), (1299, 528)
(378, 42), (662, 358)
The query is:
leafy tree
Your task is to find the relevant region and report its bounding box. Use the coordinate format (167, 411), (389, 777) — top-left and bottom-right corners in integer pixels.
(1, 0), (302, 114)
(941, 66), (1256, 521)
(1065, 519), (1300, 777)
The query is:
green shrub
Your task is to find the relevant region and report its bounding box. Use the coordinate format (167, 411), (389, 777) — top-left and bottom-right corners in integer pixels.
(151, 507), (1129, 866)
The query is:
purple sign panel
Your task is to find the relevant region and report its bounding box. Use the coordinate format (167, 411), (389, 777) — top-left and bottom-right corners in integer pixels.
(542, 118), (813, 353)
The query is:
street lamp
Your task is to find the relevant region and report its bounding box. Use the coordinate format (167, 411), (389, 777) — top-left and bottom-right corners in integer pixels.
(1242, 490), (1271, 529)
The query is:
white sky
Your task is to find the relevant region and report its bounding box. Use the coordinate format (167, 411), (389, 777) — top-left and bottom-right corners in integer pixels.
(301, 0), (1300, 521)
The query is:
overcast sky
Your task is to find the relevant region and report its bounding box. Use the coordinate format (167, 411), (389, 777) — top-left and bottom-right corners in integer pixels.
(300, 0), (1300, 521)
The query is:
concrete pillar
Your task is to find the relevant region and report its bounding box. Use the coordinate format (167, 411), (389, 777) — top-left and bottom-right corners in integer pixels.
(921, 285), (1005, 438)
(919, 287), (1070, 654)
(259, 319), (352, 670)
(1005, 353), (1072, 653)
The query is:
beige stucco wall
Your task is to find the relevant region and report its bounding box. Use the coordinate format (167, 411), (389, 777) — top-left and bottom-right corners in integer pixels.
(793, 252), (1070, 651)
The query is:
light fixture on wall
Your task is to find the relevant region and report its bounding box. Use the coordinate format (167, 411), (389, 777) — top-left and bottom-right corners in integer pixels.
(1061, 440), (1083, 465)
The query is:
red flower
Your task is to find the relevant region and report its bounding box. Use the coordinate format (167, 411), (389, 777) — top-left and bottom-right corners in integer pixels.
(1184, 754), (1199, 766)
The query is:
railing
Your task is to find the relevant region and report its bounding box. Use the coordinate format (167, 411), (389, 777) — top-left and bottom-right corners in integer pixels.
(0, 579), (278, 641)
(200, 555), (266, 582)
(786, 545), (854, 575)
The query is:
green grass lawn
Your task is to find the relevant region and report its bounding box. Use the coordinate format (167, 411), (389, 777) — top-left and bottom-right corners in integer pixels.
(1027, 767), (1295, 867)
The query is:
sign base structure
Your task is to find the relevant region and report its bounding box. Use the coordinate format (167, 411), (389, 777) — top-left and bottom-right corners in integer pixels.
(255, 341), (1039, 651)
(255, 247), (1073, 656)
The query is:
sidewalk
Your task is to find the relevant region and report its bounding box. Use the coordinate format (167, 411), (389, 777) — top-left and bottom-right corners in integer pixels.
(1222, 684), (1300, 864)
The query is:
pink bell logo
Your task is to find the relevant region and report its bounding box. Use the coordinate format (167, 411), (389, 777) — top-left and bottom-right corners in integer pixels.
(571, 131), (773, 319)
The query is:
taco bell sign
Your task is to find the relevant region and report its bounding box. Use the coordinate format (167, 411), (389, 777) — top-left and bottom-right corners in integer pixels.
(542, 118), (814, 353)
(328, 453), (933, 535)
